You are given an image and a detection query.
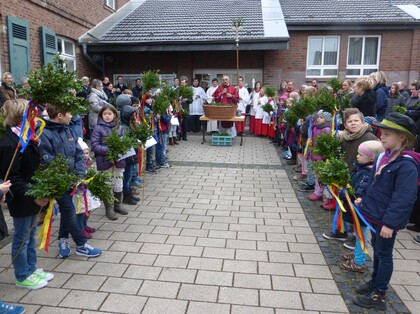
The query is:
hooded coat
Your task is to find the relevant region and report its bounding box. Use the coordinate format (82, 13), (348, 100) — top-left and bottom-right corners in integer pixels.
(351, 89), (377, 118)
(373, 84), (389, 121)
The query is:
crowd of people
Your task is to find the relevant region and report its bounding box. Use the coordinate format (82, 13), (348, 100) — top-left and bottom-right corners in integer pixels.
(0, 69), (419, 312)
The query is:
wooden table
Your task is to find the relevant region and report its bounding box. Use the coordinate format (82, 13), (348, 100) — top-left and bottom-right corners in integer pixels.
(199, 115), (246, 146)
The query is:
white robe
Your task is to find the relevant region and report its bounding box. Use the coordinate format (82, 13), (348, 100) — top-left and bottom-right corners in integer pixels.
(206, 85), (219, 132)
(190, 86), (206, 115)
(263, 100), (274, 124)
(250, 91), (260, 116)
(237, 86), (250, 114)
(255, 95), (267, 119)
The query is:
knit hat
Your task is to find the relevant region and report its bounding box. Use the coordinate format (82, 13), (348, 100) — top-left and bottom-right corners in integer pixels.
(280, 95), (288, 100)
(371, 112), (417, 146)
(317, 110), (332, 124)
(77, 137), (89, 151)
(116, 94), (132, 109)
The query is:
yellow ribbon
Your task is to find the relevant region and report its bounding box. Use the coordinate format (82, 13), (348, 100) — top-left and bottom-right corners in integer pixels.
(37, 198), (54, 250)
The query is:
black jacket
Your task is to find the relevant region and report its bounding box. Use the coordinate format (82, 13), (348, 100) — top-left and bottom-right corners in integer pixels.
(120, 106), (138, 165)
(0, 128), (40, 217)
(351, 89), (376, 118)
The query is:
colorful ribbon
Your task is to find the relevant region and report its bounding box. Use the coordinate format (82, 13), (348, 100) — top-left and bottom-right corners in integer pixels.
(303, 117), (312, 159)
(37, 198), (54, 252)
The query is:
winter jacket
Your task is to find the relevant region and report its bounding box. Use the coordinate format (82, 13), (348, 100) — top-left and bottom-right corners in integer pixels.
(88, 92), (109, 130)
(0, 83), (18, 107)
(350, 163), (373, 197)
(351, 89), (376, 118)
(341, 128), (378, 170)
(91, 118), (126, 170)
(309, 124), (331, 161)
(360, 152), (420, 230)
(385, 95), (405, 116)
(39, 119), (85, 177)
(158, 113), (171, 135)
(373, 84), (389, 121)
(406, 96), (420, 122)
(0, 128), (40, 217)
(120, 106), (138, 165)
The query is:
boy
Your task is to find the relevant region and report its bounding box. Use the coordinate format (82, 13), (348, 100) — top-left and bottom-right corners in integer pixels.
(39, 104), (101, 258)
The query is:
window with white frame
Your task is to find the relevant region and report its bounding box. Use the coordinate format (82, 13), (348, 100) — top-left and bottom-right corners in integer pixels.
(57, 37), (76, 72)
(306, 36), (340, 77)
(346, 36), (381, 77)
(105, 0), (116, 10)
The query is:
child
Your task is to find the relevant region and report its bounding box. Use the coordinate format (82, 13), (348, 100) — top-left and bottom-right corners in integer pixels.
(261, 94), (274, 137)
(249, 82), (261, 134)
(75, 138), (99, 239)
(155, 109), (171, 169)
(307, 110), (332, 201)
(168, 104), (179, 146)
(39, 104), (102, 258)
(254, 88), (266, 136)
(91, 104), (128, 220)
(120, 105), (140, 205)
(353, 113), (419, 310)
(338, 140), (384, 273)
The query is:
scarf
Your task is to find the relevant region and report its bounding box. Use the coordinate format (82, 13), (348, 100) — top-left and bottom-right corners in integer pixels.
(340, 124), (371, 141)
(91, 88), (108, 101)
(375, 149), (401, 176)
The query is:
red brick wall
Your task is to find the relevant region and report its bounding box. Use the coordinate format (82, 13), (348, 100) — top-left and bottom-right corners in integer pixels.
(0, 0), (129, 79)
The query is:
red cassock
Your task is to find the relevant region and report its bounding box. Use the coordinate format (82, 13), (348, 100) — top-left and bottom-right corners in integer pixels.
(212, 84), (239, 128)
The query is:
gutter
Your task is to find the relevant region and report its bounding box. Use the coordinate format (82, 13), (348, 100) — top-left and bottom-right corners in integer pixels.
(82, 43), (102, 73)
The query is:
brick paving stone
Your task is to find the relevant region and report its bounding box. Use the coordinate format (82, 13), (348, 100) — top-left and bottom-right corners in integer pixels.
(88, 262), (128, 277)
(154, 255), (189, 268)
(120, 253), (157, 265)
(137, 233), (168, 243)
(36, 307), (81, 314)
(63, 274), (107, 291)
(109, 240), (142, 252)
(142, 298), (188, 314)
(178, 283), (219, 302)
(171, 244), (204, 257)
(54, 260), (95, 274)
(227, 239), (257, 250)
(301, 293), (348, 312)
(203, 247), (235, 259)
(269, 252), (302, 264)
(140, 243), (173, 254)
(159, 268), (197, 283)
(138, 280), (180, 298)
(310, 278), (341, 294)
(195, 270), (233, 286)
(223, 260), (258, 274)
(218, 286), (259, 306)
(123, 265), (162, 280)
(294, 264), (333, 279)
(59, 290), (108, 310)
(234, 273), (271, 289)
(272, 275), (312, 292)
(260, 290), (302, 309)
(100, 294), (147, 314)
(236, 249), (268, 262)
(100, 277), (143, 295)
(187, 301), (230, 314)
(196, 237), (227, 248)
(187, 257), (223, 271)
(231, 305), (275, 314)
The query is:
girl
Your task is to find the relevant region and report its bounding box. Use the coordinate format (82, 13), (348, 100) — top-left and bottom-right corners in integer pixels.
(0, 99), (52, 289)
(254, 88), (266, 136)
(249, 81), (261, 134)
(353, 113), (419, 310)
(307, 110), (332, 201)
(339, 140), (384, 273)
(91, 105), (127, 220)
(385, 83), (405, 116)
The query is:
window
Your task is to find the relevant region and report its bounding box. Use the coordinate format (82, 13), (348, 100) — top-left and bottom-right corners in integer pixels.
(57, 37), (76, 72)
(306, 36), (340, 77)
(346, 36), (381, 77)
(105, 0), (116, 10)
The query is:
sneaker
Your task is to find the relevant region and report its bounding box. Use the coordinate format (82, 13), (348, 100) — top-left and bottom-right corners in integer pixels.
(16, 274), (47, 290)
(343, 235), (356, 250)
(58, 238), (71, 258)
(406, 224), (420, 232)
(298, 184), (315, 192)
(0, 300), (26, 314)
(286, 159), (297, 165)
(84, 226), (96, 233)
(353, 289), (386, 311)
(293, 174), (307, 181)
(339, 259), (368, 273)
(76, 243), (102, 258)
(33, 268), (54, 281)
(355, 281), (374, 295)
(81, 229), (92, 239)
(159, 163), (171, 169)
(131, 178), (142, 187)
(413, 235), (420, 245)
(340, 252), (354, 261)
(322, 231), (348, 241)
(307, 193), (323, 201)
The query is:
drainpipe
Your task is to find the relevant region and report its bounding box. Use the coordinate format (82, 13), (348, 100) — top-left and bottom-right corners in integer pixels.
(82, 43), (102, 74)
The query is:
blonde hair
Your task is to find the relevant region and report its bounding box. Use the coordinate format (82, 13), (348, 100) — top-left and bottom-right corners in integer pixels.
(122, 89), (133, 95)
(355, 77), (372, 92)
(359, 140), (384, 157)
(2, 99), (27, 127)
(369, 71), (387, 86)
(303, 86), (317, 97)
(289, 91), (300, 101)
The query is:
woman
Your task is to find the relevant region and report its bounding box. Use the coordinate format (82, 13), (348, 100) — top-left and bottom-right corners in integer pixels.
(87, 79), (109, 133)
(0, 72), (18, 107)
(351, 77), (376, 118)
(0, 99), (52, 289)
(338, 79), (354, 98)
(369, 71), (389, 121)
(385, 83), (405, 116)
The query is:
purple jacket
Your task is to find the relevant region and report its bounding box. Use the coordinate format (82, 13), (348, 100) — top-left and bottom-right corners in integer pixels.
(309, 125), (331, 161)
(91, 118), (126, 170)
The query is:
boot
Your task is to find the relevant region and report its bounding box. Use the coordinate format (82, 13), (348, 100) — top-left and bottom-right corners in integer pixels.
(131, 190), (140, 202)
(123, 192), (137, 205)
(322, 198), (336, 211)
(353, 289), (386, 311)
(173, 137), (179, 145)
(114, 192), (129, 214)
(105, 202), (118, 220)
(169, 137), (174, 146)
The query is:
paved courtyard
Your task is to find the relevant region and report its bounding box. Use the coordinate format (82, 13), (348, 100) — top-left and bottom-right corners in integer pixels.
(0, 135), (419, 313)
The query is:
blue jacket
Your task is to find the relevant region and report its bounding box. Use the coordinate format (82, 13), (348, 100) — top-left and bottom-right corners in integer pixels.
(91, 118), (126, 170)
(360, 152), (420, 230)
(39, 119), (85, 177)
(373, 84), (389, 121)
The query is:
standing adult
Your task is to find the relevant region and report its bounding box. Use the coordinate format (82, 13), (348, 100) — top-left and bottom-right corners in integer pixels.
(249, 81), (262, 134)
(405, 82), (420, 152)
(212, 75), (239, 134)
(206, 78), (219, 133)
(87, 79), (109, 133)
(132, 78), (143, 99)
(385, 83), (405, 116)
(179, 77), (192, 141)
(0, 72), (18, 107)
(369, 71), (389, 121)
(398, 81), (410, 102)
(236, 76), (250, 135)
(311, 79), (320, 92)
(277, 81), (286, 96)
(190, 78), (206, 132)
(351, 77), (376, 118)
(102, 77), (111, 89)
(283, 80), (297, 97)
(105, 83), (116, 100)
(114, 76), (128, 96)
(74, 76), (90, 139)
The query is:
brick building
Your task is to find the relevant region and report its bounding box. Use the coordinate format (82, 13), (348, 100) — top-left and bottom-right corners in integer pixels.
(0, 0), (129, 82)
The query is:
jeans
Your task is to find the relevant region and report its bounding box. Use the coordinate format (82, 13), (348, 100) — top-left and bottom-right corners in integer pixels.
(306, 160), (315, 186)
(12, 215), (37, 282)
(56, 191), (87, 247)
(123, 163), (136, 193)
(354, 226), (368, 265)
(156, 133), (167, 165)
(146, 146), (156, 171)
(76, 213), (87, 230)
(370, 224), (397, 292)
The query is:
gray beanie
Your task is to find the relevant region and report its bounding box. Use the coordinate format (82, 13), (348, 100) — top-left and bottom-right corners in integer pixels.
(317, 110), (332, 124)
(116, 94), (132, 110)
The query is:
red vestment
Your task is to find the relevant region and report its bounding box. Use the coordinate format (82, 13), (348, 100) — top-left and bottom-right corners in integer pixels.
(212, 84), (239, 128)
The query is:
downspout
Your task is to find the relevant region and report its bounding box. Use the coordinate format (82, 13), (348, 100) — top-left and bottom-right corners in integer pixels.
(82, 43), (102, 74)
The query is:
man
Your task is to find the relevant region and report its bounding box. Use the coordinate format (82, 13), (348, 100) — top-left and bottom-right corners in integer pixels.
(102, 77), (111, 88)
(105, 83), (116, 100)
(75, 76), (90, 139)
(283, 80), (297, 97)
(173, 77), (180, 89)
(114, 76), (128, 96)
(212, 75), (239, 133)
(132, 78), (143, 98)
(179, 76), (192, 141)
(236, 76), (250, 135)
(206, 78), (219, 133)
(190, 78), (207, 133)
(311, 79), (320, 92)
(398, 81), (410, 102)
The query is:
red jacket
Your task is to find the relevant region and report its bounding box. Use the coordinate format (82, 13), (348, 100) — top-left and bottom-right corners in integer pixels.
(212, 84), (239, 104)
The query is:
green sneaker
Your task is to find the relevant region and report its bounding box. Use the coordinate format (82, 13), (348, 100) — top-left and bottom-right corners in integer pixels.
(16, 274), (47, 290)
(33, 268), (54, 281)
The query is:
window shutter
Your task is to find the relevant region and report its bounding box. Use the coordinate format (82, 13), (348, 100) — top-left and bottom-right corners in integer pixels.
(40, 26), (57, 65)
(7, 16), (31, 82)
